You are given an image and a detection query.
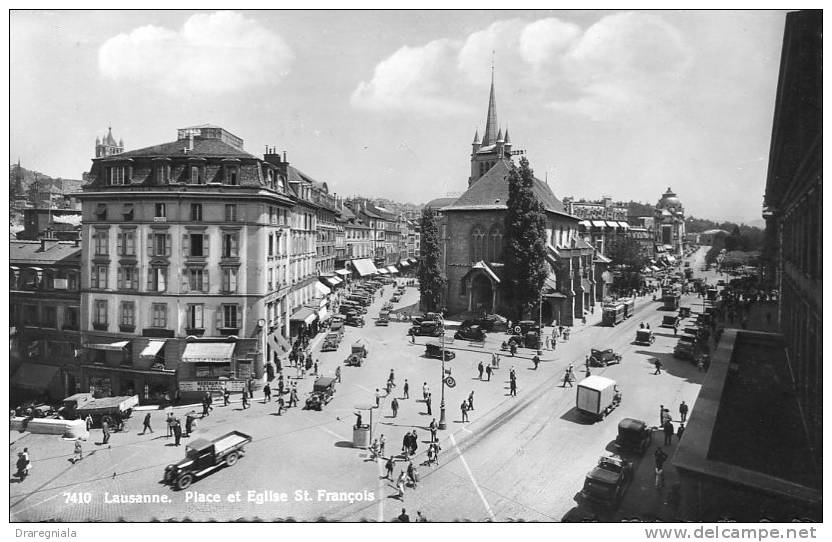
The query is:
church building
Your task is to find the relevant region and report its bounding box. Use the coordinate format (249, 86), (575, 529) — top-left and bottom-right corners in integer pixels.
(431, 73), (598, 326)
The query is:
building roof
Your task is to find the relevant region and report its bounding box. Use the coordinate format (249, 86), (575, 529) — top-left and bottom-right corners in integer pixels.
(97, 137), (257, 161)
(10, 241), (81, 265)
(444, 160), (570, 215)
(424, 197), (458, 210)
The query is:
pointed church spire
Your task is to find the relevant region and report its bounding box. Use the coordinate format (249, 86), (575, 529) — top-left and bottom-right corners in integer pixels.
(504, 127), (511, 144)
(481, 61), (498, 146)
(496, 127), (504, 142)
(472, 129), (480, 144)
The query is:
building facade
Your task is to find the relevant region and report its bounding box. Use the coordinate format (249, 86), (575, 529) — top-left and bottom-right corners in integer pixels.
(654, 187), (686, 257)
(77, 125), (295, 402)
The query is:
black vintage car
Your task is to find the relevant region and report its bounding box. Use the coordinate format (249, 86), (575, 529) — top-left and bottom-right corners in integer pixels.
(344, 311), (365, 327)
(614, 418), (652, 454)
(410, 320), (443, 337)
(454, 324), (486, 341)
(305, 377), (336, 410)
(163, 431), (252, 490)
(635, 329), (655, 346)
(425, 341), (455, 361)
(580, 454), (633, 509)
(510, 320), (540, 335)
(589, 348), (622, 367)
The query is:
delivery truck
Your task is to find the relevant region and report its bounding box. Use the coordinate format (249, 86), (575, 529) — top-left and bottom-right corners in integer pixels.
(576, 376), (622, 421)
(58, 393), (139, 426)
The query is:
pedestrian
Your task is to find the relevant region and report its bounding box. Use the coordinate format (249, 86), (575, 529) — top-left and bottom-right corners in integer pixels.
(468, 391), (475, 411)
(655, 467), (665, 489)
(185, 412), (195, 436)
(85, 414), (93, 431)
(425, 393), (432, 415)
(241, 392), (249, 409)
(654, 447), (668, 470)
(385, 457), (395, 479)
(653, 358), (663, 375)
(201, 397), (210, 417)
(562, 368), (574, 387)
(495, 353), (501, 368)
(401, 432), (411, 456)
(335, 366), (342, 383)
(679, 400), (689, 422)
(379, 434), (386, 457)
(585, 365), (591, 378)
(659, 404), (665, 426)
(532, 355), (540, 370)
(478, 361), (484, 380)
(173, 419), (182, 446)
(396, 471), (406, 499)
(397, 507), (410, 522)
(140, 412), (153, 434)
(673, 324), (678, 336)
(662, 408), (672, 425)
(431, 441), (441, 465)
(486, 365), (493, 381)
(422, 382), (428, 402)
(264, 383), (272, 403)
(491, 352), (497, 368)
(429, 418), (437, 442)
(102, 419), (111, 444)
(389, 369), (395, 385)
(510, 367), (516, 381)
(410, 430), (419, 456)
(248, 378), (254, 399)
(289, 388), (298, 408)
(509, 342), (517, 357)
(677, 423), (685, 441)
(461, 401), (469, 422)
(663, 420), (674, 445)
(223, 387), (230, 406)
(640, 322), (645, 329)
(375, 388), (381, 408)
(277, 396), (285, 415)
(16, 449), (31, 480)
(403, 379), (409, 399)
(407, 461), (418, 488)
(510, 379), (517, 397)
(391, 398), (399, 418)
(74, 439), (83, 462)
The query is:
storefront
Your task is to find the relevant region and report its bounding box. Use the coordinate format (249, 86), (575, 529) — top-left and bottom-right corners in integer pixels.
(289, 306), (317, 341)
(178, 340), (245, 400)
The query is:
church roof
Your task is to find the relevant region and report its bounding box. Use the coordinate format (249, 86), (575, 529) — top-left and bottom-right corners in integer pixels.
(481, 72), (499, 147)
(444, 160), (571, 216)
(103, 127), (118, 146)
(424, 197), (458, 210)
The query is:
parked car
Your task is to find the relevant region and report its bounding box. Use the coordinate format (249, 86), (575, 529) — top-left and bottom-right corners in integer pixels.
(661, 315), (680, 328)
(588, 348), (622, 367)
(635, 329), (655, 346)
(673, 341), (696, 360)
(163, 431), (252, 490)
(425, 341), (455, 361)
(305, 377), (336, 410)
(614, 418), (652, 455)
(580, 454), (633, 508)
(510, 320), (539, 335)
(321, 332), (342, 352)
(344, 311), (365, 327)
(411, 321), (443, 337)
(454, 324), (486, 341)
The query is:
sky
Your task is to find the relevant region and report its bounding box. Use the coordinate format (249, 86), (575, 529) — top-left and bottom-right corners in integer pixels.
(10, 9), (789, 223)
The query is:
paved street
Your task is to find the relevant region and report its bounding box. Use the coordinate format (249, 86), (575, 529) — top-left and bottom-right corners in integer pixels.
(10, 249), (714, 522)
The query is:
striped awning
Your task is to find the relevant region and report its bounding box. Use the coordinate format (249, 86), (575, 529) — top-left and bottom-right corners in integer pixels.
(386, 265), (399, 274)
(351, 258), (378, 277)
(181, 342), (235, 363)
(617, 221), (631, 228)
(591, 220), (607, 227)
(84, 340), (130, 351)
(606, 221), (620, 228)
(139, 340), (166, 358)
(335, 269), (350, 276)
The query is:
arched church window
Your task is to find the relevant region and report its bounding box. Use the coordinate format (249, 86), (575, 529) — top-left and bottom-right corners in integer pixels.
(488, 226), (503, 262)
(470, 225), (486, 262)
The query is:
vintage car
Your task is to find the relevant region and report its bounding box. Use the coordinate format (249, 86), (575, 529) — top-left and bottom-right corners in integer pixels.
(510, 320), (539, 336)
(454, 324), (486, 341)
(580, 454), (633, 509)
(412, 312), (442, 326)
(425, 341), (455, 361)
(382, 302), (394, 311)
(410, 320), (443, 337)
(163, 431), (252, 490)
(661, 315), (681, 328)
(391, 295), (401, 303)
(588, 348), (622, 367)
(507, 330), (541, 349)
(678, 306), (692, 318)
(376, 310), (390, 326)
(321, 332), (342, 352)
(345, 341), (368, 366)
(305, 377), (337, 411)
(614, 418), (652, 454)
(673, 341), (696, 360)
(329, 316), (345, 335)
(635, 329), (655, 346)
(344, 311), (365, 327)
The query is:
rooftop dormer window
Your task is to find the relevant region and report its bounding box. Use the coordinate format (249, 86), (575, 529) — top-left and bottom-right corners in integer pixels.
(109, 166), (126, 185)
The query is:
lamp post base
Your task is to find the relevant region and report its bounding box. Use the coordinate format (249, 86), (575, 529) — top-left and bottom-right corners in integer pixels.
(438, 401), (446, 430)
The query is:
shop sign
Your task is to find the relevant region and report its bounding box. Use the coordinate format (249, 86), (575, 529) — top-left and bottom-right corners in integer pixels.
(179, 380), (245, 392)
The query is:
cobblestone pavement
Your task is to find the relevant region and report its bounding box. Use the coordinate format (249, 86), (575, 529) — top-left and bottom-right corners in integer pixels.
(10, 256), (710, 522)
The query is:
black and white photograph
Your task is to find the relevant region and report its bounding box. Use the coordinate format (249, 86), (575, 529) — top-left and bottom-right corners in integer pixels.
(7, 6), (822, 529)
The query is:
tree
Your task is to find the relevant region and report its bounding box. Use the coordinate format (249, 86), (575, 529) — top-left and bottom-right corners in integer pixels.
(418, 207), (445, 312)
(502, 157), (548, 321)
(606, 237), (647, 271)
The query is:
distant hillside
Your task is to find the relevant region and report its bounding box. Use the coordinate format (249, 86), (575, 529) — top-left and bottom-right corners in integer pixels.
(9, 164), (84, 194)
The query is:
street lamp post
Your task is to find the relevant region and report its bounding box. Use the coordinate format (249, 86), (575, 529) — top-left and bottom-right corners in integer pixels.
(438, 320), (447, 430)
(537, 292), (543, 357)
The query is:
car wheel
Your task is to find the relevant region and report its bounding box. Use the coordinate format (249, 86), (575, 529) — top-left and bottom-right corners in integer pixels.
(176, 473), (194, 490)
(226, 452), (239, 467)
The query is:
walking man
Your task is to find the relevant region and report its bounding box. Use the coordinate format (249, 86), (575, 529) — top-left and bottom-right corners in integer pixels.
(663, 419), (674, 445)
(379, 434), (386, 457)
(375, 389), (381, 408)
(532, 355), (540, 370)
(277, 396), (285, 415)
(241, 392), (249, 409)
(141, 412), (153, 434)
(673, 324), (678, 336)
(403, 379), (409, 399)
(74, 439), (83, 462)
(391, 398), (399, 418)
(173, 419), (182, 446)
(335, 366), (342, 383)
(510, 379), (517, 397)
(201, 396), (210, 417)
(468, 391), (475, 411)
(426, 394), (432, 415)
(485, 365), (493, 381)
(677, 423), (685, 441)
(659, 404), (665, 426)
(429, 418), (437, 443)
(223, 387), (230, 406)
(477, 361), (484, 380)
(385, 457), (395, 479)
(264, 383), (272, 403)
(102, 419), (111, 445)
(461, 401), (469, 422)
(654, 447), (668, 470)
(679, 400), (689, 423)
(653, 358), (663, 375)
(422, 382), (428, 402)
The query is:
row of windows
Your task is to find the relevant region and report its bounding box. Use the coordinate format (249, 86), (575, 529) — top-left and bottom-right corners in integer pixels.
(91, 266), (239, 293)
(13, 304), (79, 329)
(94, 300), (241, 330)
(95, 202), (239, 222)
(94, 231), (240, 259)
(107, 164), (241, 187)
(470, 225), (504, 263)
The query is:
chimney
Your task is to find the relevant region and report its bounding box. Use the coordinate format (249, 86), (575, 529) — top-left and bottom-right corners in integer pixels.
(283, 151), (287, 163)
(188, 132), (194, 151)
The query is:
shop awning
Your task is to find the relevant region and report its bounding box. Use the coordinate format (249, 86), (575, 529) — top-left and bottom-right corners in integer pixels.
(322, 276), (342, 287)
(606, 221), (620, 228)
(655, 244), (666, 253)
(181, 342), (235, 363)
(617, 221), (631, 228)
(317, 306), (330, 322)
(11, 363), (60, 391)
(335, 269), (350, 276)
(84, 340), (130, 351)
(591, 220), (607, 228)
(351, 258), (378, 277)
(399, 261), (410, 267)
(378, 268), (389, 274)
(386, 265), (399, 274)
(139, 340), (166, 358)
(579, 220), (592, 228)
(315, 282), (331, 296)
(10, 265), (20, 271)
(594, 253), (612, 264)
(664, 244), (674, 251)
(408, 258), (417, 264)
(290, 306), (317, 325)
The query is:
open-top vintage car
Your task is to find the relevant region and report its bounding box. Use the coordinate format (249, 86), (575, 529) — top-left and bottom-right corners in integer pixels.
(580, 454), (633, 509)
(305, 377), (336, 410)
(589, 348), (622, 367)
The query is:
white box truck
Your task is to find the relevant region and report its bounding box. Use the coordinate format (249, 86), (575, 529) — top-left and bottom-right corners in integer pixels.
(576, 376), (621, 421)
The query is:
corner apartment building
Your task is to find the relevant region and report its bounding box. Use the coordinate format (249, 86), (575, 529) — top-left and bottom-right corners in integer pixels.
(77, 125), (295, 402)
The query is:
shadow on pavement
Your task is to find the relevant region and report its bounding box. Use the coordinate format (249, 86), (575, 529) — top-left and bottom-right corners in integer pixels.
(559, 408), (595, 425)
(334, 441), (354, 448)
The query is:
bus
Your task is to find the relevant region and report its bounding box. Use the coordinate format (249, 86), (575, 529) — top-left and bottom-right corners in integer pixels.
(602, 303), (625, 326)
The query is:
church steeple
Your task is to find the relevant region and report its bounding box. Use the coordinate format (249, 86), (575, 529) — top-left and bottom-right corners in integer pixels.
(481, 66), (499, 146)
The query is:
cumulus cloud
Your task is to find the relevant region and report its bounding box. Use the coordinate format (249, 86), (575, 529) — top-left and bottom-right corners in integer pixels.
(352, 12), (692, 120)
(98, 11), (293, 95)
